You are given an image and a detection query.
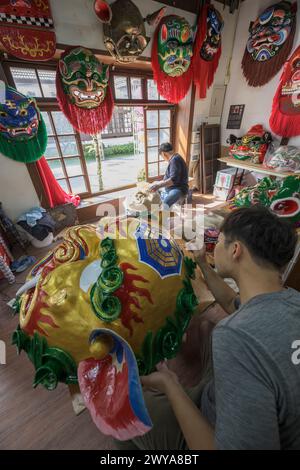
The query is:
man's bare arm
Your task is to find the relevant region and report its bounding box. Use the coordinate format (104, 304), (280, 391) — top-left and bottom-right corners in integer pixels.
(150, 178), (173, 192)
(166, 381), (215, 450)
(141, 363), (215, 450)
(193, 248), (238, 314)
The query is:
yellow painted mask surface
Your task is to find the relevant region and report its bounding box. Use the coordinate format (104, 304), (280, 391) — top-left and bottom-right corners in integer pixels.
(18, 218), (196, 366)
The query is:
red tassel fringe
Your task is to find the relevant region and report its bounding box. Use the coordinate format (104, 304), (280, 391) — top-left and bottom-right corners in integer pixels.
(56, 49), (114, 135)
(192, 3), (222, 99)
(151, 16), (193, 104)
(269, 45), (300, 138)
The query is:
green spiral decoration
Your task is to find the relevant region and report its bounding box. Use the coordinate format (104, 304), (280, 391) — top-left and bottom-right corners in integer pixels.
(155, 318), (181, 361)
(97, 267), (123, 293)
(11, 329), (77, 391)
(90, 237), (123, 323)
(12, 297), (21, 316)
(90, 283), (121, 322)
(136, 256), (198, 375)
(12, 326), (31, 354)
(101, 238), (115, 253)
(184, 257), (197, 280)
(101, 249), (117, 269)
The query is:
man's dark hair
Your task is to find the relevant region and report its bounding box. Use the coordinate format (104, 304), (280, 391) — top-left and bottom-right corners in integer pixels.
(159, 142), (173, 154)
(220, 206), (297, 270)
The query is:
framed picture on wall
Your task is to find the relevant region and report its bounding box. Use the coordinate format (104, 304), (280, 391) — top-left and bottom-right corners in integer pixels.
(226, 105), (245, 129)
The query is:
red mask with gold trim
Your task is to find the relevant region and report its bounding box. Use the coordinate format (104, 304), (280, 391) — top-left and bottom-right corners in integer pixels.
(227, 125), (273, 164)
(0, 0), (56, 61)
(56, 47), (114, 135)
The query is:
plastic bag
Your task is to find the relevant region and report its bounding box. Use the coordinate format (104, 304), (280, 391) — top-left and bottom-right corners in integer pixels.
(264, 145), (300, 173)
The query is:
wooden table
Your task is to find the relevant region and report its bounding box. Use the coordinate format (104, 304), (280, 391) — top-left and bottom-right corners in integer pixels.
(218, 156), (296, 178)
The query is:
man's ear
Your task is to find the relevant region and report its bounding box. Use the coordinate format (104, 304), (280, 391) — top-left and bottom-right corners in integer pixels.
(232, 241), (242, 260)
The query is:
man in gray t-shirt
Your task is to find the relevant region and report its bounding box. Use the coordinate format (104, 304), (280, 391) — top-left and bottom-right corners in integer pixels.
(115, 206), (300, 450)
(201, 288), (300, 449)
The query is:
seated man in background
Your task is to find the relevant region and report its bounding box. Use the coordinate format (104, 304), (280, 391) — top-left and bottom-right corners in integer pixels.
(116, 206), (300, 450)
(150, 142), (188, 208)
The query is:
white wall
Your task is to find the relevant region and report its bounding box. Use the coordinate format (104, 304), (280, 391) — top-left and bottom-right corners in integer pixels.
(0, 155), (40, 220)
(192, 1), (239, 130)
(221, 0), (300, 146)
(51, 0), (196, 54)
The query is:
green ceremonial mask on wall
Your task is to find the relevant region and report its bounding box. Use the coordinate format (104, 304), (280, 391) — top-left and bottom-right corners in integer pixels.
(157, 15), (194, 78)
(59, 47), (110, 109)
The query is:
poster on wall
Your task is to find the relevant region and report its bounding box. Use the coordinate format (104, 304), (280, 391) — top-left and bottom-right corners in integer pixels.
(226, 105), (245, 129)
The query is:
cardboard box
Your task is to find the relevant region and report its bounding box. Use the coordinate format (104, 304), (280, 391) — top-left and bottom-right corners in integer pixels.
(213, 167), (243, 200)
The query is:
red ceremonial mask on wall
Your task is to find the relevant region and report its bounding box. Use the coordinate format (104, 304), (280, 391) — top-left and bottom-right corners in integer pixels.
(0, 0), (56, 61)
(193, 2), (223, 99)
(56, 46), (114, 135)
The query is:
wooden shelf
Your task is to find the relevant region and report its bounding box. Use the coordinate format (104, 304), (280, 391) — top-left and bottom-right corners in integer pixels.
(218, 157), (296, 178)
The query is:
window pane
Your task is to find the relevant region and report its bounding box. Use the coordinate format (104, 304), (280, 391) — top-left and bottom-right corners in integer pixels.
(41, 112), (53, 135)
(159, 161), (169, 175)
(102, 106), (133, 135)
(148, 163), (159, 178)
(114, 76), (129, 99)
(57, 179), (69, 192)
(160, 110), (170, 128)
(51, 112), (74, 135)
(70, 176), (87, 193)
(59, 135), (78, 156)
(37, 69), (56, 97)
(146, 110), (158, 129)
(130, 78), (142, 99)
(147, 147), (159, 163)
(47, 160), (65, 178)
(147, 80), (159, 100)
(10, 67), (42, 97)
(147, 130), (158, 146)
(44, 137), (59, 158)
(159, 128), (170, 144)
(65, 157), (83, 177)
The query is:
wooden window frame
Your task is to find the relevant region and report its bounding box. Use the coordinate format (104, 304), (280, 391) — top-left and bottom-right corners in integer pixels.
(144, 107), (176, 182)
(2, 59), (177, 199)
(42, 107), (91, 197)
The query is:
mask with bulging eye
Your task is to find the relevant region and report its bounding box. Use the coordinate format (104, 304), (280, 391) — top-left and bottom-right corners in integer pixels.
(59, 47), (109, 109)
(0, 86), (47, 163)
(242, 1), (297, 87)
(157, 15), (194, 77)
(95, 0), (165, 63)
(247, 1), (296, 62)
